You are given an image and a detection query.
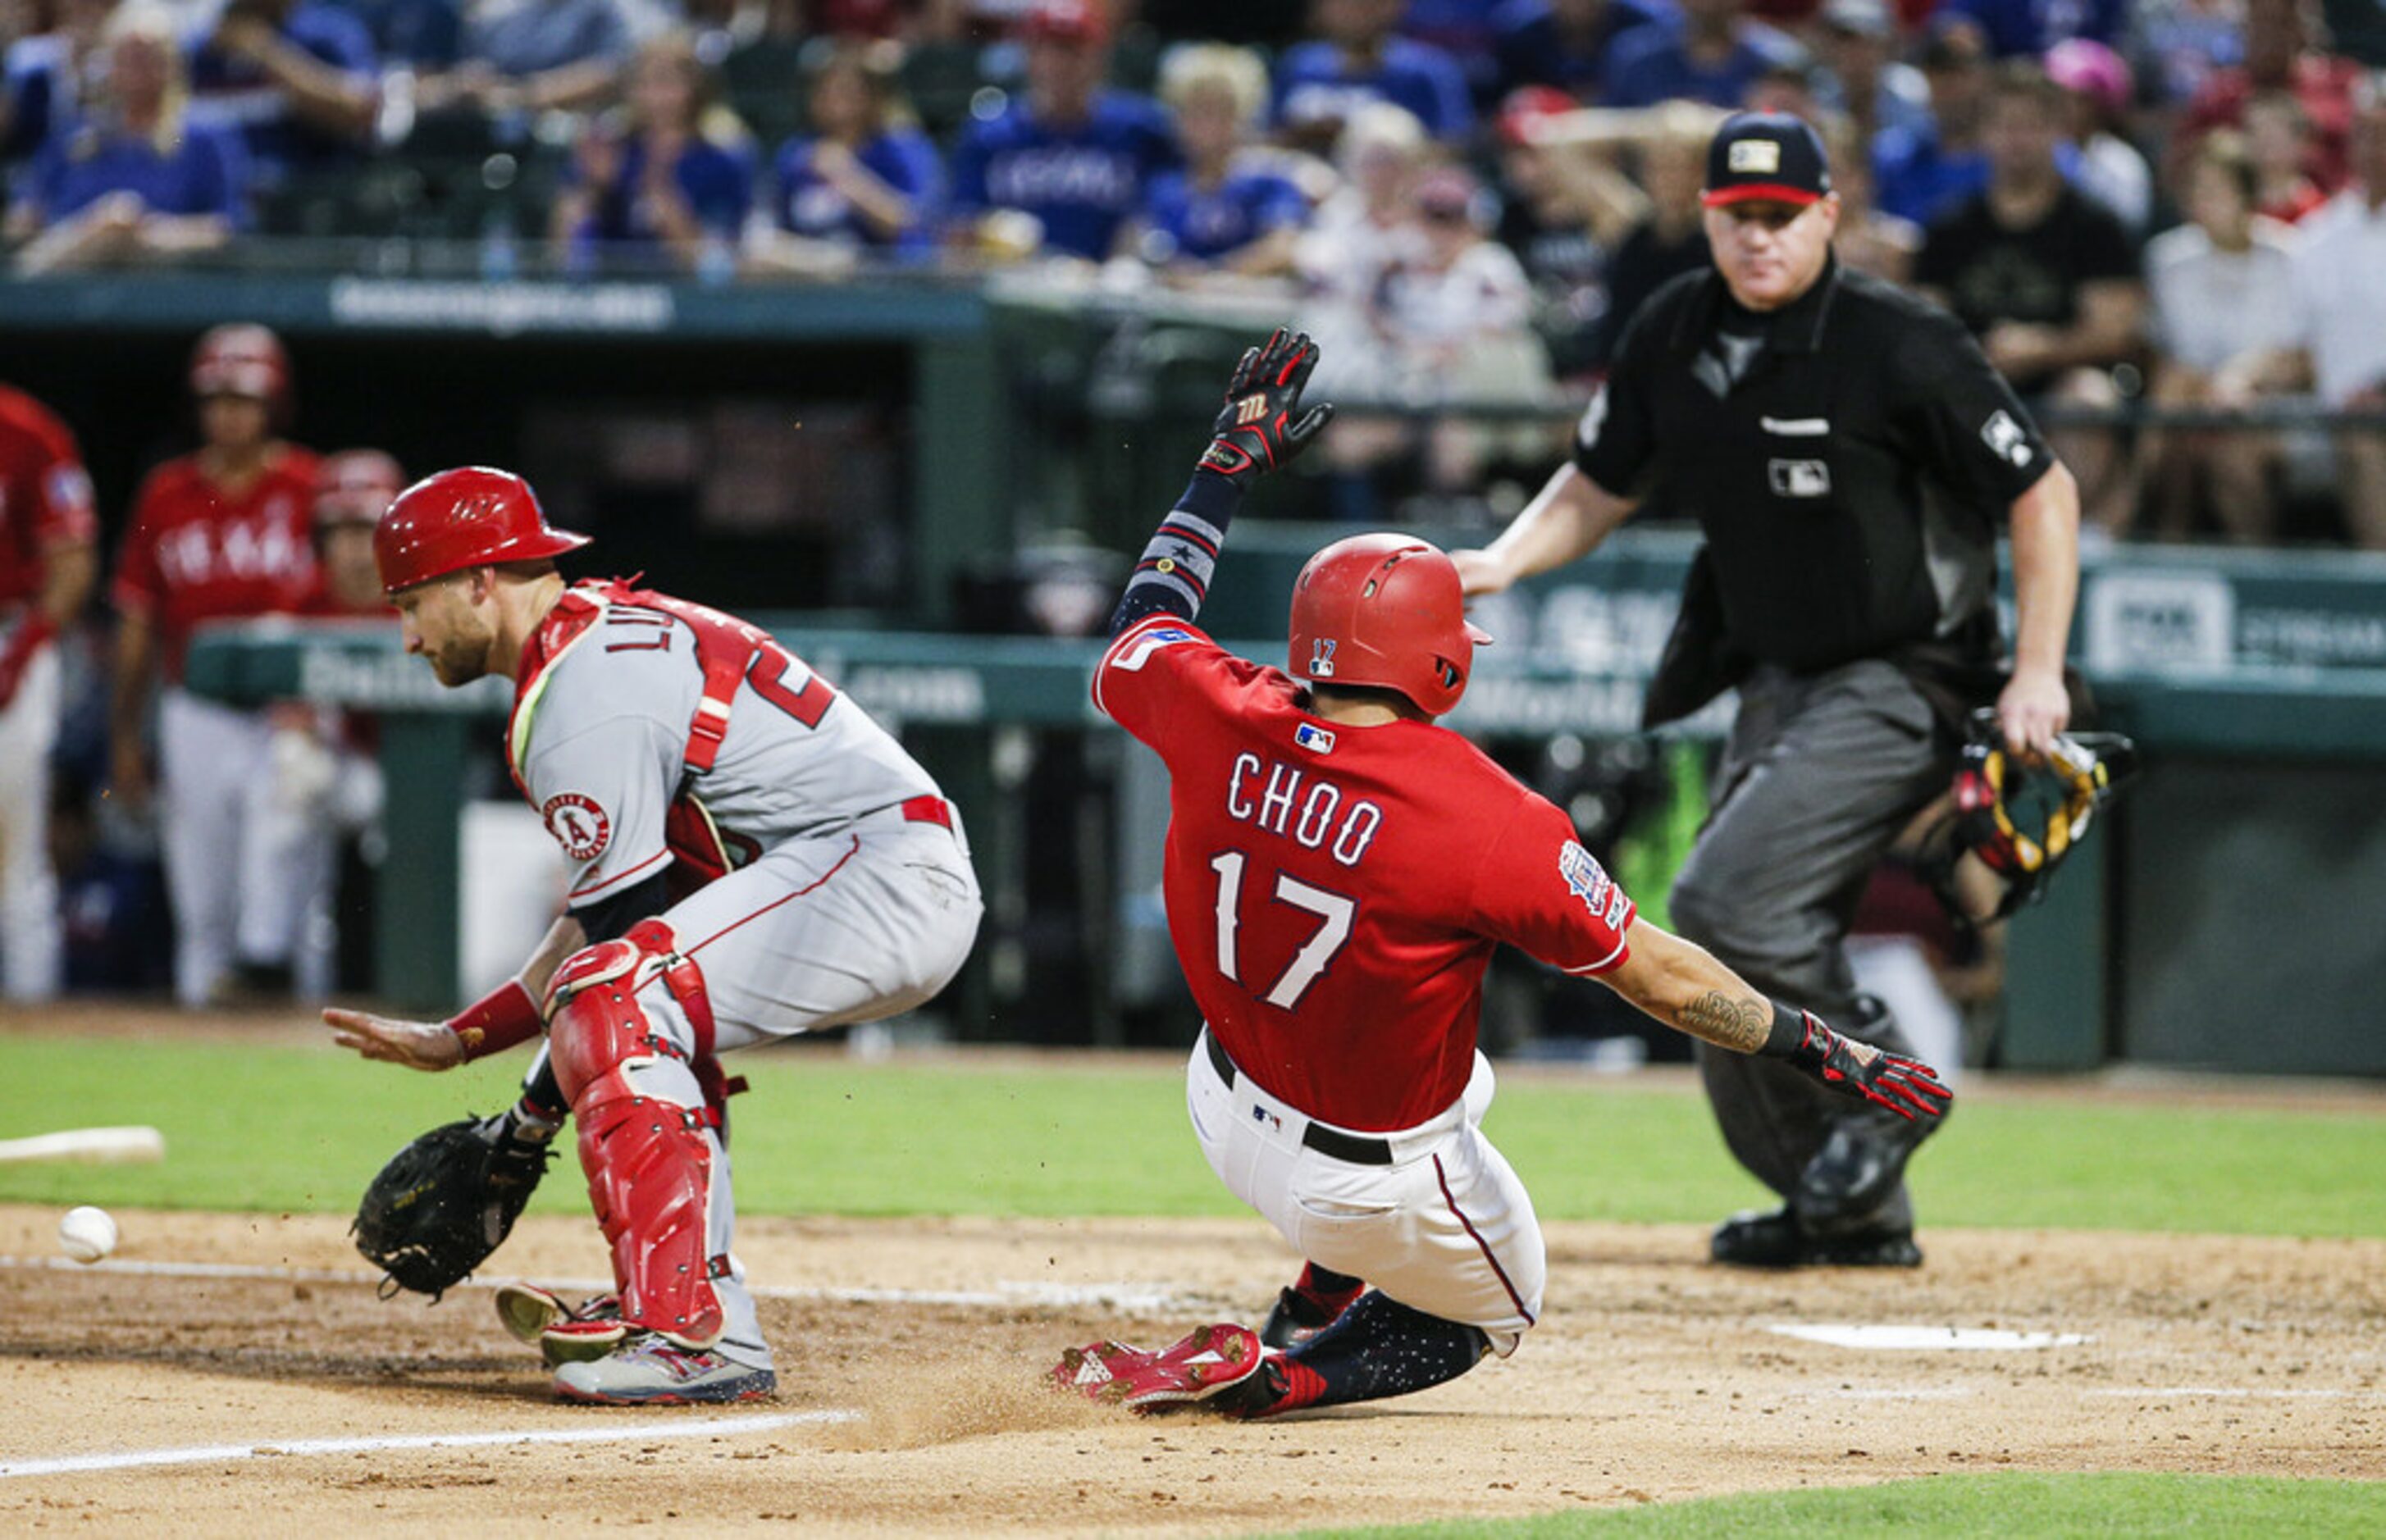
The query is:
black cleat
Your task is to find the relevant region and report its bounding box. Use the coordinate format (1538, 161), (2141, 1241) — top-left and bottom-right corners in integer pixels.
(1709, 1205), (1921, 1269)
(1259, 1286), (1351, 1350)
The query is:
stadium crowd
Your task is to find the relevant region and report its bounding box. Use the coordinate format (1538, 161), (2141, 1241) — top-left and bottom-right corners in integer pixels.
(2, 0), (2385, 1006)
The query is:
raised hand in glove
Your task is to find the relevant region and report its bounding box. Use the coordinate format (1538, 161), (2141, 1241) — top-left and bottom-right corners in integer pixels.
(1772, 1008), (1952, 1123)
(1198, 327), (1335, 486)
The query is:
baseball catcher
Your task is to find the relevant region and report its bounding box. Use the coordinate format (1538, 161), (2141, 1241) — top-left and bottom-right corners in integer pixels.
(325, 468), (983, 1403)
(1053, 330), (1949, 1415)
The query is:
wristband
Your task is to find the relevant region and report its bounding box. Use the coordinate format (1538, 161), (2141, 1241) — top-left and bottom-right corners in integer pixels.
(1759, 1000), (1814, 1059)
(445, 977), (542, 1062)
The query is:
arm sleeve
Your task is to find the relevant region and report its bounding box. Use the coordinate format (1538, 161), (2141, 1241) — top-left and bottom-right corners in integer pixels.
(522, 716), (682, 908)
(1570, 301), (1663, 499)
(1891, 307), (2059, 509)
(1465, 795), (1636, 975)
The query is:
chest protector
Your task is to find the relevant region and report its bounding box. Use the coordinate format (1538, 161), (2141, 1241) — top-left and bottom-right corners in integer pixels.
(511, 579), (788, 901)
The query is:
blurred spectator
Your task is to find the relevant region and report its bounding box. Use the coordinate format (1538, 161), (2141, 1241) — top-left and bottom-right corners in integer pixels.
(1, 0), (110, 170)
(187, 0), (378, 185)
(0, 381), (95, 1002)
(1744, 56), (1824, 118)
(415, 0), (636, 116)
(748, 39), (939, 274)
(1273, 0), (1474, 148)
(1873, 17), (1992, 224)
(1317, 165), (1548, 516)
(2046, 37), (2151, 236)
(1492, 87), (1638, 373)
(337, 0), (464, 70)
(1490, 0), (1673, 102)
(52, 772), (173, 994)
(2142, 130), (2302, 541)
(1402, 0), (1512, 107)
(109, 325), (322, 1007)
(1940, 0), (2124, 57)
(2245, 87), (2330, 221)
(1812, 0), (1929, 141)
(1599, 0), (1803, 109)
(1297, 99), (1429, 310)
(2259, 76), (2386, 547)
(1819, 109), (1917, 280)
(2128, 0), (2246, 110)
(553, 32), (754, 273)
(2174, 0), (2358, 194)
(1132, 43), (1307, 275)
(8, 4), (248, 273)
(1915, 61), (2143, 533)
(298, 448), (404, 614)
(947, 0), (1176, 262)
(1594, 100), (1714, 362)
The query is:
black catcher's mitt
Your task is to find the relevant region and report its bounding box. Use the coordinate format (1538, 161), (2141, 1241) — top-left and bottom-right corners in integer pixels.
(354, 1112), (554, 1299)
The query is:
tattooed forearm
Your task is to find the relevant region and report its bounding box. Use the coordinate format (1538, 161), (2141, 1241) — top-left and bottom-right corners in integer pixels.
(1674, 991), (1773, 1053)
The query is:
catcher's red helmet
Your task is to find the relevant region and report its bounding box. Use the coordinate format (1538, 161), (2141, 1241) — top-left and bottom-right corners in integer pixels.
(313, 449), (406, 527)
(374, 466), (591, 595)
(189, 323), (290, 405)
(1287, 532), (1490, 718)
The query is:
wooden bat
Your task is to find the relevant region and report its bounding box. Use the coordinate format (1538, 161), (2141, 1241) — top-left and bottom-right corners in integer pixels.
(0, 1126), (166, 1164)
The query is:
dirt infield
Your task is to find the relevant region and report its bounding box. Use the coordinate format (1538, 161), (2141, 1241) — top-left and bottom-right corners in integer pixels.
(3, 1203), (2380, 1536)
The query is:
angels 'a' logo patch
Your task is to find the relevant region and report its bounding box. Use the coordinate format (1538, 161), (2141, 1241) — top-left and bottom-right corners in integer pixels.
(1558, 841), (1613, 918)
(541, 793), (611, 862)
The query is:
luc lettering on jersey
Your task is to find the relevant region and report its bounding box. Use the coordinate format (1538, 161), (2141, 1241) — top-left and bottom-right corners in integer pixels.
(1225, 752), (1383, 868)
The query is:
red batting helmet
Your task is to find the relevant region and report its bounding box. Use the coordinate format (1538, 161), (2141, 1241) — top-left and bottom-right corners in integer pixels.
(373, 466), (591, 595)
(1287, 532), (1491, 718)
(190, 323), (290, 405)
(313, 449), (406, 527)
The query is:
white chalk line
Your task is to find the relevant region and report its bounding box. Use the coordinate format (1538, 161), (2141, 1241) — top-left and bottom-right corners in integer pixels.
(2083, 1387), (2374, 1400)
(0, 1255), (1190, 1313)
(0, 1409), (854, 1481)
(1768, 1324), (2096, 1351)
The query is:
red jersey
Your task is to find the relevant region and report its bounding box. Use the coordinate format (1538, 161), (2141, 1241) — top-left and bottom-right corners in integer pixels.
(111, 445), (320, 681)
(0, 385), (98, 611)
(1095, 616), (1636, 1132)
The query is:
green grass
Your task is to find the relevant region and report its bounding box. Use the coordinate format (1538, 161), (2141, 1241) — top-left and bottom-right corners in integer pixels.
(1, 1036), (2382, 1237)
(1289, 1473), (2386, 1538)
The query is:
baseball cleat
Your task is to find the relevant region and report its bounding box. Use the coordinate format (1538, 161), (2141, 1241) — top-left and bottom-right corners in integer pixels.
(1260, 1286), (1353, 1351)
(494, 1284), (627, 1365)
(1710, 1206), (1922, 1269)
(1052, 1324), (1267, 1412)
(552, 1332), (777, 1406)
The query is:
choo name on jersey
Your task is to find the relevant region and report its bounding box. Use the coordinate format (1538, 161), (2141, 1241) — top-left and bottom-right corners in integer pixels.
(1225, 752), (1383, 868)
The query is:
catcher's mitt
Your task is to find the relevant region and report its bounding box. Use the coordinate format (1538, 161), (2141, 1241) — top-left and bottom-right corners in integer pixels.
(354, 1112), (554, 1299)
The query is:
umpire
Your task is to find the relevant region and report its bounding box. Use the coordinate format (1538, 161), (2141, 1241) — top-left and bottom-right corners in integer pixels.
(1457, 112), (2079, 1267)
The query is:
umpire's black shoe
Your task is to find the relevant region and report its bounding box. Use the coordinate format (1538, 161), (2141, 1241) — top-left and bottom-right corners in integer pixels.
(1709, 1206), (1922, 1269)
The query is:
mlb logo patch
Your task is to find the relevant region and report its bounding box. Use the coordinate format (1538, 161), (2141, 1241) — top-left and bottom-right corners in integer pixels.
(1768, 458), (1832, 498)
(1294, 722), (1337, 754)
(1728, 140), (1782, 174)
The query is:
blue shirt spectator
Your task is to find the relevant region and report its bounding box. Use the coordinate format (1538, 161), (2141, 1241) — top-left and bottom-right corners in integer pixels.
(461, 0), (627, 77)
(187, 0), (379, 183)
(1491, 0), (1674, 100)
(1275, 35), (1473, 142)
(1873, 119), (1992, 225)
(2, 27), (87, 166)
(772, 130), (941, 253)
(571, 134), (751, 246)
(553, 34), (754, 270)
(29, 115), (249, 226)
(759, 42), (941, 262)
(1941, 0), (2126, 59)
(1142, 164), (1308, 263)
(335, 0), (463, 69)
(1599, 0), (1802, 109)
(1400, 0), (1510, 106)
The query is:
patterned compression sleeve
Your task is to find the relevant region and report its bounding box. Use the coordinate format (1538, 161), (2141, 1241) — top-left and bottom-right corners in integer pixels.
(1108, 471), (1243, 636)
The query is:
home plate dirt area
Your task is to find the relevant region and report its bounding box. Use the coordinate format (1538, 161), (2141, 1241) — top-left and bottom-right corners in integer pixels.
(2, 1206), (2380, 1535)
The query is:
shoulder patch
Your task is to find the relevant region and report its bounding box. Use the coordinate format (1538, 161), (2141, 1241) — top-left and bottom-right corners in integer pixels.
(1558, 841), (1614, 919)
(541, 793), (612, 863)
(1111, 625), (1195, 673)
(1980, 408), (2033, 467)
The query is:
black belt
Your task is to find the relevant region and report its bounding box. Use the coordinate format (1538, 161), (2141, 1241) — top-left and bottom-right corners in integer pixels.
(1202, 1031), (1394, 1166)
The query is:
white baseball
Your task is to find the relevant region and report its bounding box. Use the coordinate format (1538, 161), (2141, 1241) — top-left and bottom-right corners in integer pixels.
(58, 1205), (117, 1264)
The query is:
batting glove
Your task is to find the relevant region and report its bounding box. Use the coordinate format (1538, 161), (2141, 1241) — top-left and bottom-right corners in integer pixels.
(1776, 1009), (1953, 1123)
(1198, 328), (1334, 487)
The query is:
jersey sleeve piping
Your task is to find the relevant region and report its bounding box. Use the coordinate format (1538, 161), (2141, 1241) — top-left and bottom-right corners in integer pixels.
(566, 845), (673, 904)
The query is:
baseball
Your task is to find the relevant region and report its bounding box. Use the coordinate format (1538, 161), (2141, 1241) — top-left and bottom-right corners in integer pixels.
(58, 1205), (117, 1264)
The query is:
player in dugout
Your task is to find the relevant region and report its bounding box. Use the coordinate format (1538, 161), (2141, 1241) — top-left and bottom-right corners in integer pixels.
(1052, 330), (1950, 1415)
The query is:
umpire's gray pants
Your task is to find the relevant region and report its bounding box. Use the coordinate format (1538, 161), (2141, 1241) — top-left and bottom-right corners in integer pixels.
(1670, 659), (1952, 1234)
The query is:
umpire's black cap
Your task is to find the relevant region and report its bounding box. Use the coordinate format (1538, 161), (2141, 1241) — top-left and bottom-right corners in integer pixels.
(1701, 112), (1833, 207)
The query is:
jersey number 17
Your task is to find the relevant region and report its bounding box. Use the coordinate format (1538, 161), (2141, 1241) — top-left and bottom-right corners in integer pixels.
(1208, 851), (1355, 1009)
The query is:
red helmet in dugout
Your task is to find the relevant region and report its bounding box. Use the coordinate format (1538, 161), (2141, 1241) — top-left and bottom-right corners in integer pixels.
(1288, 532), (1492, 718)
(189, 323), (291, 407)
(314, 449), (406, 527)
(374, 466), (591, 595)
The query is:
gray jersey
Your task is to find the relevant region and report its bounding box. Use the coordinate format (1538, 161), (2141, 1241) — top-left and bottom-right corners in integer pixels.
(511, 589), (941, 909)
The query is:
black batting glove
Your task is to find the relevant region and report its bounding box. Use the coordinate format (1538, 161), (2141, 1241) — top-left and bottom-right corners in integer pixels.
(1198, 328), (1335, 488)
(1772, 1009), (1954, 1123)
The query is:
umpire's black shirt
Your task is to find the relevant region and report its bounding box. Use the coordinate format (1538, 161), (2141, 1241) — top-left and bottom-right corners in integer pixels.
(1573, 255), (2055, 673)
